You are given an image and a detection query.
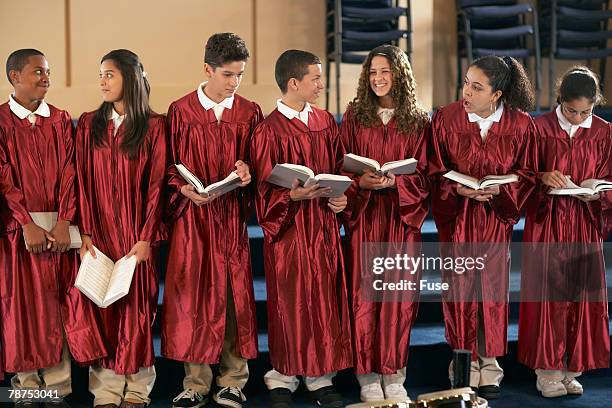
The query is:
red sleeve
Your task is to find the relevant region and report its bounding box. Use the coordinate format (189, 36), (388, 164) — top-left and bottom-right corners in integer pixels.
(396, 121), (431, 229)
(428, 107), (461, 229)
(0, 128), (32, 226)
(165, 104), (190, 222)
(139, 117), (169, 242)
(75, 113), (94, 236)
(339, 109), (371, 229)
(586, 125), (612, 237)
(250, 122), (300, 243)
(489, 116), (538, 224)
(57, 112), (77, 223)
(240, 102), (265, 221)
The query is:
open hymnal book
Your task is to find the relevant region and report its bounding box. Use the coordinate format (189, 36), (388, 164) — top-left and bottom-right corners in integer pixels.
(27, 212), (82, 249)
(548, 177), (612, 196)
(443, 170), (519, 190)
(267, 163), (352, 197)
(75, 246), (137, 308)
(175, 164), (241, 197)
(343, 153), (418, 176)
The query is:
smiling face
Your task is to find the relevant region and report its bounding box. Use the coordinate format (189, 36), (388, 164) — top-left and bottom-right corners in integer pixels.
(204, 60), (245, 102)
(292, 63), (324, 104)
(99, 59), (123, 103)
(560, 96), (594, 126)
(10, 55), (50, 102)
(369, 55), (393, 98)
(462, 66), (501, 117)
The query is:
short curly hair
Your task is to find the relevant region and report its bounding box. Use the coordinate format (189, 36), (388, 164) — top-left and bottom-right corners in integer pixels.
(204, 32), (250, 68)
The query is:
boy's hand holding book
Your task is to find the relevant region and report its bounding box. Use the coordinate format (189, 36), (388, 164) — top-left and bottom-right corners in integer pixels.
(359, 169), (396, 190)
(49, 219), (71, 252)
(289, 179), (332, 201)
(181, 184), (219, 206)
(456, 185), (499, 201)
(23, 222), (54, 253)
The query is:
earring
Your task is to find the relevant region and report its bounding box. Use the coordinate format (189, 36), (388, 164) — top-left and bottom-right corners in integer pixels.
(490, 102), (495, 114)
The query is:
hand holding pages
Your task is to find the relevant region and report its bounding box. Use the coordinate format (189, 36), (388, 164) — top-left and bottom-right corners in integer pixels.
(343, 153), (417, 176)
(75, 246), (137, 308)
(267, 163), (352, 197)
(548, 177), (612, 196)
(175, 163), (241, 197)
(444, 170), (519, 190)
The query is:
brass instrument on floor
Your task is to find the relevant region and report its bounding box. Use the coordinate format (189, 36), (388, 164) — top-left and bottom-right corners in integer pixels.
(346, 387), (488, 408)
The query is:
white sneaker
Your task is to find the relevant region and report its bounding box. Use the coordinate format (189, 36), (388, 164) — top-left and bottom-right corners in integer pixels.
(562, 378), (584, 395)
(383, 383), (410, 400)
(172, 388), (208, 408)
(360, 382), (385, 402)
(536, 377), (567, 398)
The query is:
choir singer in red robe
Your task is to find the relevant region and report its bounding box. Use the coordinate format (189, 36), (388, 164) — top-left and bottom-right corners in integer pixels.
(0, 49), (107, 408)
(428, 56), (537, 399)
(75, 49), (168, 408)
(518, 67), (610, 398)
(250, 50), (351, 408)
(340, 45), (430, 403)
(161, 33), (262, 408)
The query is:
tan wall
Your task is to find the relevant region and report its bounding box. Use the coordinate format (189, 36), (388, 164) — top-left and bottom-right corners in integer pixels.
(0, 0), (610, 118)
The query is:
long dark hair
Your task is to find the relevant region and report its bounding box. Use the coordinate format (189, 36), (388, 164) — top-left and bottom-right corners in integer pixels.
(348, 45), (428, 134)
(91, 49), (151, 158)
(556, 66), (606, 106)
(469, 55), (535, 112)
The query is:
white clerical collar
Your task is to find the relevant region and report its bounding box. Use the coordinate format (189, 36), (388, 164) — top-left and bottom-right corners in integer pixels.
(197, 82), (234, 111)
(276, 99), (312, 125)
(467, 101), (504, 123)
(8, 94), (50, 121)
(377, 106), (395, 125)
(109, 108), (125, 121)
(556, 104), (591, 138)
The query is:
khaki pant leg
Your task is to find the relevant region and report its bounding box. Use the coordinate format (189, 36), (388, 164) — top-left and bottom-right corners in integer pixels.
(124, 366), (156, 405)
(217, 286), (249, 390)
(89, 366), (126, 406)
(183, 362), (214, 394)
(40, 341), (72, 397)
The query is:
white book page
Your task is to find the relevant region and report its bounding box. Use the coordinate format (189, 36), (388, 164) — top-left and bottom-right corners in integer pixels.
(581, 178), (612, 192)
(479, 174), (519, 189)
(29, 212), (56, 231)
(345, 153), (381, 170)
(69, 226), (82, 249)
(204, 172), (241, 195)
(175, 164), (206, 194)
(102, 255), (137, 307)
(281, 164), (315, 178)
(380, 158), (418, 175)
(549, 178), (594, 195)
(74, 246), (114, 307)
(443, 170), (480, 190)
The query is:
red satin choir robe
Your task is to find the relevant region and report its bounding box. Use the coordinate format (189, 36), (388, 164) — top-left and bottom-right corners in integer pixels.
(0, 102), (106, 373)
(75, 111), (168, 374)
(162, 92), (262, 362)
(250, 107), (352, 376)
(428, 101), (537, 358)
(518, 111), (611, 372)
(340, 108), (430, 374)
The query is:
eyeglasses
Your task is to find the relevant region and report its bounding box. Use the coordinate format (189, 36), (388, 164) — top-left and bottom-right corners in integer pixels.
(561, 103), (593, 119)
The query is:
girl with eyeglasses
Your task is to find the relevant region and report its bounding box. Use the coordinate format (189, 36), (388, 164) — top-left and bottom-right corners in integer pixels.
(518, 66), (611, 398)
